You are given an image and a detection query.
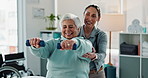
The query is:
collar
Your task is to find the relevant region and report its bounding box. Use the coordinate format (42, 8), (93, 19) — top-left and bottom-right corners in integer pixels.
(60, 36), (68, 40)
(80, 25), (100, 38)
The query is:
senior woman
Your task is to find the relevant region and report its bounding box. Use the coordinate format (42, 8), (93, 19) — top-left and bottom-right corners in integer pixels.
(29, 13), (93, 78)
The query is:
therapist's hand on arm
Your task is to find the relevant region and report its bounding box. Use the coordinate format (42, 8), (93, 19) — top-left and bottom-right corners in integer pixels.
(60, 40), (76, 50)
(82, 47), (97, 60)
(29, 38), (41, 48)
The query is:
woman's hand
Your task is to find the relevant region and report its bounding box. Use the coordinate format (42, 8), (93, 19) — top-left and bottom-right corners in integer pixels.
(60, 40), (76, 50)
(92, 47), (96, 53)
(29, 38), (41, 48)
(82, 47), (96, 60)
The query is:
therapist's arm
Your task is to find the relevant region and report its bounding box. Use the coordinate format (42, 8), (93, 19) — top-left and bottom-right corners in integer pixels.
(82, 47), (96, 60)
(73, 38), (93, 61)
(82, 32), (107, 61)
(95, 32), (107, 61)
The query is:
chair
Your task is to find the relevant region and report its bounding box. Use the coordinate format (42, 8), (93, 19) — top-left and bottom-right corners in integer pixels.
(0, 54), (3, 66)
(0, 54), (3, 77)
(5, 52), (25, 62)
(0, 66), (21, 78)
(1, 52), (34, 77)
(1, 52), (26, 77)
(3, 52), (26, 72)
(0, 54), (21, 78)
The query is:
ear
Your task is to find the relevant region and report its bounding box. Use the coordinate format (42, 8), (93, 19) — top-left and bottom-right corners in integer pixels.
(77, 28), (80, 35)
(97, 17), (101, 21)
(78, 28), (80, 32)
(77, 28), (80, 33)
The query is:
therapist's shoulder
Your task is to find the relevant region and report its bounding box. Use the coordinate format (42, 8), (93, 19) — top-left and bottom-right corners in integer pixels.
(96, 28), (107, 38)
(96, 28), (106, 34)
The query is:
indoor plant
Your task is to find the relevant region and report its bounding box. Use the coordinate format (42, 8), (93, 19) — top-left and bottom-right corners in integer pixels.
(44, 13), (60, 30)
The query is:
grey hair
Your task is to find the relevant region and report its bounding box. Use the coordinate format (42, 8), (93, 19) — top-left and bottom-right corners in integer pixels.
(59, 13), (81, 29)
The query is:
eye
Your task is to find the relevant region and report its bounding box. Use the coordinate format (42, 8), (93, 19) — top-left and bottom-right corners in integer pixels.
(62, 25), (67, 29)
(69, 25), (74, 28)
(85, 12), (90, 16)
(92, 14), (97, 18)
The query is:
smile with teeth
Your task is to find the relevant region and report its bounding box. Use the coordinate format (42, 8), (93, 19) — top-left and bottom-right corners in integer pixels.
(65, 33), (73, 36)
(86, 21), (91, 25)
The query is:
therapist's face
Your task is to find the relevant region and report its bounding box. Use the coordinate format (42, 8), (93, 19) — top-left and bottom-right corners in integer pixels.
(61, 19), (79, 39)
(84, 7), (100, 27)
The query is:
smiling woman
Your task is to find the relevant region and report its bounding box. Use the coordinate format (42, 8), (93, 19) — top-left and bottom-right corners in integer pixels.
(28, 13), (93, 78)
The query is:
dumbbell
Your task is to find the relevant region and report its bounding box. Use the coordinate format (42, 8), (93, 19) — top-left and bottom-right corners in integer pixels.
(26, 40), (77, 50)
(26, 40), (45, 47)
(57, 43), (77, 50)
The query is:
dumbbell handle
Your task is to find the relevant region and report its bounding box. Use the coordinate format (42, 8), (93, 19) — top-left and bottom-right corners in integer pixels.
(57, 43), (77, 50)
(26, 40), (45, 47)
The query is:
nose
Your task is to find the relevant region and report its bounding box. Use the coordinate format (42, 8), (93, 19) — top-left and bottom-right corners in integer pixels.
(86, 16), (91, 21)
(65, 27), (70, 32)
(65, 27), (70, 30)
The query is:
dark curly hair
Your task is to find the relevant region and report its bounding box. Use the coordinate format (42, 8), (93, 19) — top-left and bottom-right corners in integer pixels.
(83, 4), (101, 17)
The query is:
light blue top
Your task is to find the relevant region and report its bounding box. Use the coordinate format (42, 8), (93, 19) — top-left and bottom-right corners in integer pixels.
(30, 36), (93, 78)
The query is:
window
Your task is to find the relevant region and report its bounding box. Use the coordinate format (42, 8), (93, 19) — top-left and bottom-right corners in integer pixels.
(0, 0), (18, 55)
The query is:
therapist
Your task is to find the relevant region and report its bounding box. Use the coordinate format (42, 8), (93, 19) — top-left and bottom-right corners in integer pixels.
(79, 4), (107, 78)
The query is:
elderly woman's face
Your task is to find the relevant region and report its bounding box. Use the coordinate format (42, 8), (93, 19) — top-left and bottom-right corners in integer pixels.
(61, 19), (79, 39)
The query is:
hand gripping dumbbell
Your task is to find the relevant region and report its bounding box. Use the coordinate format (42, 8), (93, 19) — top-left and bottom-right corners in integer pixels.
(26, 40), (77, 50)
(26, 40), (45, 47)
(57, 43), (77, 50)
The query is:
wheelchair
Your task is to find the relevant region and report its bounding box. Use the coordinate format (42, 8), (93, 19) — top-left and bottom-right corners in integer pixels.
(0, 52), (34, 78)
(0, 66), (21, 78)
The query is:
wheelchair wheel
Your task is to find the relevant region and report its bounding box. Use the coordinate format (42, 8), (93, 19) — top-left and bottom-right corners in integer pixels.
(0, 66), (22, 78)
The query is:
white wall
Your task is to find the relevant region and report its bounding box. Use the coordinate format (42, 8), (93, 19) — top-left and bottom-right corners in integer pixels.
(25, 0), (54, 75)
(58, 0), (91, 25)
(123, 0), (143, 31)
(58, 0), (120, 24)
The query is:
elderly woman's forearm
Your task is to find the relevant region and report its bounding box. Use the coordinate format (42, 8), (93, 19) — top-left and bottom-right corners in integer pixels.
(30, 41), (54, 58)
